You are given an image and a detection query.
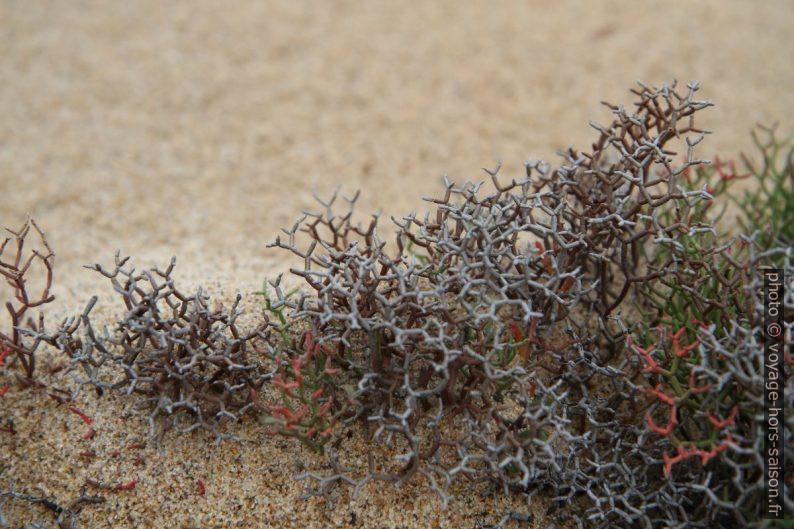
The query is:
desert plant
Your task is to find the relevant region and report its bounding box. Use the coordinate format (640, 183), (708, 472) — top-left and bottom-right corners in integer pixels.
(0, 217), (55, 384)
(252, 281), (346, 452)
(570, 142), (793, 527)
(47, 253), (270, 442)
(258, 81), (794, 528)
(265, 180), (587, 505)
(16, 80), (790, 528)
(259, 81), (734, 512)
(735, 125), (794, 250)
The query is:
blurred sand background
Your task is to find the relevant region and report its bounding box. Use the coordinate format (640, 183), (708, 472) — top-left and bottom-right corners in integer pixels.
(1, 1), (793, 527)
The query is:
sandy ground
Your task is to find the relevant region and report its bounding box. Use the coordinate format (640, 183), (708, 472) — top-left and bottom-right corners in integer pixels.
(1, 1), (792, 527)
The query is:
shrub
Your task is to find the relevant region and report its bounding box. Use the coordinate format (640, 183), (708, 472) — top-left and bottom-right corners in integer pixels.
(261, 81), (793, 527)
(265, 186), (574, 504)
(48, 253), (270, 442)
(0, 217), (55, 385)
(261, 81), (730, 510)
(573, 140), (794, 526)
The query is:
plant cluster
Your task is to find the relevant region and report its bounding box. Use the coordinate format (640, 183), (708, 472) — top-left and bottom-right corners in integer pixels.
(260, 81), (793, 527)
(43, 253), (270, 442)
(4, 81), (792, 528)
(542, 123), (794, 527)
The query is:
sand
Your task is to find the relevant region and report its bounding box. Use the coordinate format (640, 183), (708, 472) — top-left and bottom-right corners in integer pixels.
(1, 1), (792, 527)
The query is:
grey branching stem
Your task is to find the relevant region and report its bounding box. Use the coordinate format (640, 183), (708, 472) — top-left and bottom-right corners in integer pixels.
(0, 484), (104, 529)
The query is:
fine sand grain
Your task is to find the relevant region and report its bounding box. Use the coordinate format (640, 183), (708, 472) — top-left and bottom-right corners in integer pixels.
(1, 1), (792, 527)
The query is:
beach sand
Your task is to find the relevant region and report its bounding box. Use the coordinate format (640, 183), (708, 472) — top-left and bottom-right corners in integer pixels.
(1, 1), (792, 527)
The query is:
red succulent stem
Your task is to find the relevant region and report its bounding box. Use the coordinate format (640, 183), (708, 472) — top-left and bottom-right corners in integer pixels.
(68, 406), (93, 426)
